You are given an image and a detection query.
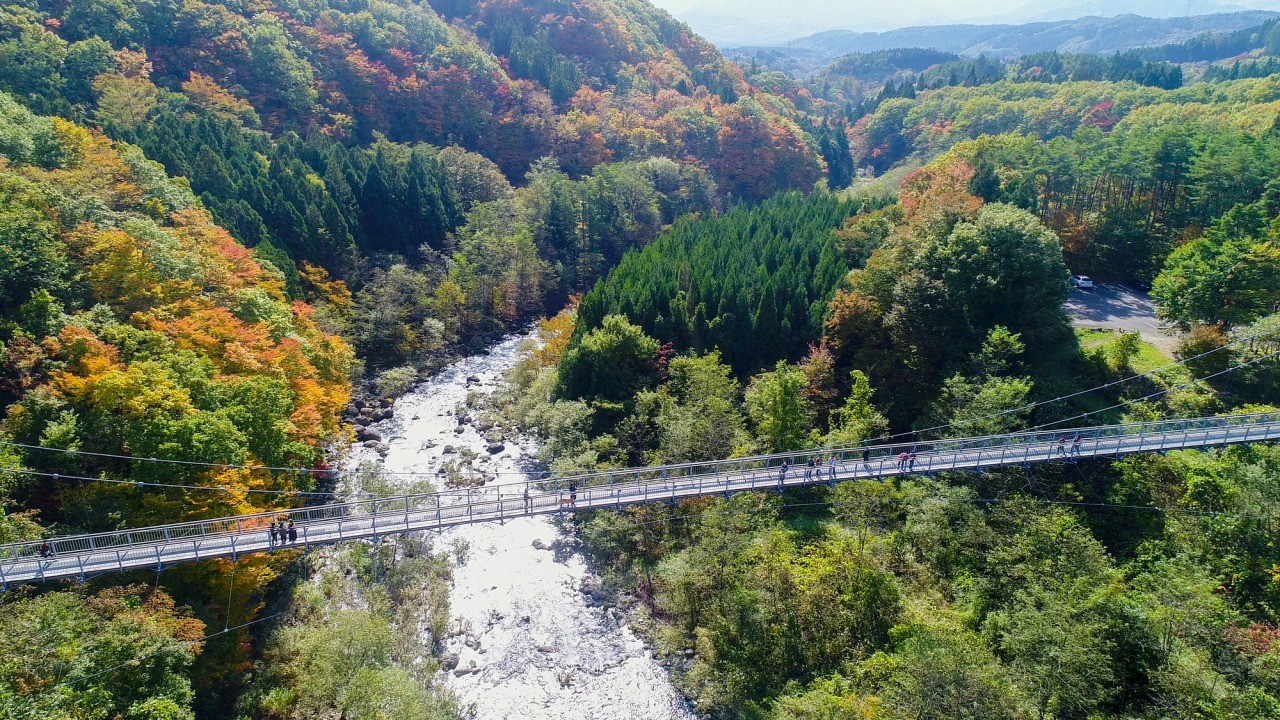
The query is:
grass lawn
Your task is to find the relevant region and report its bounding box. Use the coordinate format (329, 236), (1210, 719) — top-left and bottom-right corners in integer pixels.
(1075, 328), (1185, 380)
(1023, 329), (1193, 428)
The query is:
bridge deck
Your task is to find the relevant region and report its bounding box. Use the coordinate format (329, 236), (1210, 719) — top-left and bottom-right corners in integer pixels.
(2, 413), (1278, 586)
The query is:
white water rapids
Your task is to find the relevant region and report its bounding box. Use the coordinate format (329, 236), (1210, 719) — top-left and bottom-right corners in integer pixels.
(347, 332), (695, 720)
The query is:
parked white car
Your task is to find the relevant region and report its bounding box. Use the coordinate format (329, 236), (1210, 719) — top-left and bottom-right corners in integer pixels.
(1070, 275), (1095, 290)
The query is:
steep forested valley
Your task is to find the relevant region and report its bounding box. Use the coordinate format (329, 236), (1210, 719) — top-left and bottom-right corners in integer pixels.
(1, 1), (1280, 719)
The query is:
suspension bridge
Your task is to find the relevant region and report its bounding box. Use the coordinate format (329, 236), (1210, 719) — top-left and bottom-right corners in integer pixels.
(2, 412), (1278, 588)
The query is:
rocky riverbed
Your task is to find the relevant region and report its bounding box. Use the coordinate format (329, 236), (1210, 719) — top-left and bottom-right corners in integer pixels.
(345, 332), (695, 720)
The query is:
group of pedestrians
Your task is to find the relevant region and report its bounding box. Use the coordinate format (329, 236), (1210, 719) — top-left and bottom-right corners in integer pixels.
(782, 454), (840, 487)
(1057, 433), (1084, 456)
(268, 518), (298, 549)
(895, 451), (917, 473)
(777, 448), (937, 488)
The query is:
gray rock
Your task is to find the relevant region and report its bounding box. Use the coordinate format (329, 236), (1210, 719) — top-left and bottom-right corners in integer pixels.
(442, 445), (457, 454)
(442, 653), (460, 671)
(379, 397), (394, 408)
(486, 442), (505, 454)
(375, 408), (393, 421)
(354, 416), (372, 427)
(375, 443), (390, 455)
(363, 440), (380, 448)
(356, 428), (382, 442)
(359, 407), (375, 419)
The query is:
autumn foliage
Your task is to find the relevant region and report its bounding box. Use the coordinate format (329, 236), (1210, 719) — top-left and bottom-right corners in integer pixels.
(0, 95), (352, 527)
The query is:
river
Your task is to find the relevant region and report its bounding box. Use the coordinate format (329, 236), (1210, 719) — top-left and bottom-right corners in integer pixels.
(347, 331), (695, 720)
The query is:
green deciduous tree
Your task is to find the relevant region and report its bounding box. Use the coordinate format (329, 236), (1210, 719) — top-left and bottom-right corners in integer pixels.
(659, 351), (746, 463)
(880, 629), (1025, 720)
(1153, 203), (1280, 330)
(0, 205), (68, 308)
(556, 314), (659, 406)
(745, 361), (812, 452)
(825, 370), (888, 446)
(0, 588), (203, 720)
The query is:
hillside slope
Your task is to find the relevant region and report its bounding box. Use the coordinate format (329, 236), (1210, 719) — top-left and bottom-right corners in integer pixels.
(6, 0), (826, 193)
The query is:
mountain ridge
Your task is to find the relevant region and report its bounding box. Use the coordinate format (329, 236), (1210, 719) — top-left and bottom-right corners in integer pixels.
(727, 10), (1279, 74)
(656, 0), (1278, 45)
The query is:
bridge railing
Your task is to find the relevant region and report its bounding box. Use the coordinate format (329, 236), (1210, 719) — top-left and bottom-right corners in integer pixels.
(544, 411), (1280, 489)
(2, 412), (1278, 565)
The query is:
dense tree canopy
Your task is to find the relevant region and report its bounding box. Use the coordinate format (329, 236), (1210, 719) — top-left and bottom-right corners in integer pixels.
(577, 192), (864, 374)
(0, 93), (353, 716)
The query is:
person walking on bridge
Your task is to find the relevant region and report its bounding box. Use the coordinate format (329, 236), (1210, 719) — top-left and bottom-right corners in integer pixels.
(523, 486), (532, 512)
(778, 462), (788, 489)
(897, 452), (909, 472)
(829, 454), (838, 483)
(288, 521), (297, 544)
(804, 457), (815, 482)
(1071, 433), (1083, 456)
(908, 452), (917, 472)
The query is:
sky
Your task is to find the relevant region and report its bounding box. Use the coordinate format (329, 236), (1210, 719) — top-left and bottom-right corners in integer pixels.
(649, 0), (1280, 45)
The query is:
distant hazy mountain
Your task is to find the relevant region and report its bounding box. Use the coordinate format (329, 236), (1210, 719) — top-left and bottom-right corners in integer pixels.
(650, 0), (1280, 46)
(727, 11), (1279, 72)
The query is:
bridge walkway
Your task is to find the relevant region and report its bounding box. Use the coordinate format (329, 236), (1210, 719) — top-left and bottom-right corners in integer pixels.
(2, 413), (1277, 586)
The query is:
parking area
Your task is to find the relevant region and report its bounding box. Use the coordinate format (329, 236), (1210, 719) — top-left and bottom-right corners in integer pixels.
(1065, 283), (1178, 353)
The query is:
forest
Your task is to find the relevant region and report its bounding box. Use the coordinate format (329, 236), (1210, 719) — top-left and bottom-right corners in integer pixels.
(1, 0), (1280, 717)
(498, 156), (1280, 718)
(0, 0), (834, 715)
(496, 23), (1280, 712)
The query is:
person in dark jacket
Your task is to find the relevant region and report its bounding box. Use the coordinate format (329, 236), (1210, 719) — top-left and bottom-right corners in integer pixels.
(288, 521), (298, 544)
